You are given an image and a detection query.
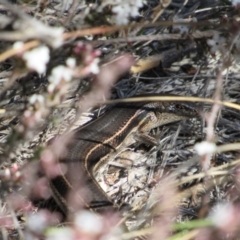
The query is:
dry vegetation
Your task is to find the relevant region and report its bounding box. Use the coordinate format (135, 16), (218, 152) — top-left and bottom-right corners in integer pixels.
(0, 0), (239, 239)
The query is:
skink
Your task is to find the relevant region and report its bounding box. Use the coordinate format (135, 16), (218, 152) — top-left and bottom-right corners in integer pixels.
(49, 96), (197, 215)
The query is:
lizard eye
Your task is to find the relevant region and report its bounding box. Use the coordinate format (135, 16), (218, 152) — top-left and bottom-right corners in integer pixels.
(169, 103), (195, 113)
(177, 103), (196, 113)
(168, 103), (184, 111)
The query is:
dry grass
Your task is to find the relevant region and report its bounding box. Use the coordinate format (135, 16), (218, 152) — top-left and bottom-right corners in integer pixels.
(0, 0), (239, 239)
